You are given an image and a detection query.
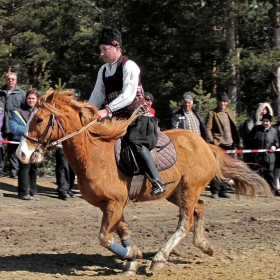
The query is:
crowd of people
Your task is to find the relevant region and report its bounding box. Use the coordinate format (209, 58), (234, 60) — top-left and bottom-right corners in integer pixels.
(1, 27), (280, 200)
(0, 73), (78, 201)
(170, 90), (280, 198)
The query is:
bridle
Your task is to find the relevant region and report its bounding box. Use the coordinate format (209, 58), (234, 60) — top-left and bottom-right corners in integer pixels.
(23, 113), (65, 150)
(23, 109), (97, 151)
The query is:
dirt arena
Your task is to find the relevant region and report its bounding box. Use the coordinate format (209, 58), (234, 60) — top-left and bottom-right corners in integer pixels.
(0, 176), (279, 280)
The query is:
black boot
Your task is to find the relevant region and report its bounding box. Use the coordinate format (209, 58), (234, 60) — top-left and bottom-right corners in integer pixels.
(137, 146), (166, 196)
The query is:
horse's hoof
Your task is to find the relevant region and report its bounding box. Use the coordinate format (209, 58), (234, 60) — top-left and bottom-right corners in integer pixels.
(206, 244), (214, 256)
(126, 246), (142, 259)
(122, 260), (138, 276)
(150, 261), (166, 271)
(122, 270), (137, 276)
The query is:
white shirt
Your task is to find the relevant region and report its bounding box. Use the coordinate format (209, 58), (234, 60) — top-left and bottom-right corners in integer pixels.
(88, 59), (140, 112)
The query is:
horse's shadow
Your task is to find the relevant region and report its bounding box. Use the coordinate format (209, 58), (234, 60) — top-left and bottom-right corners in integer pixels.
(0, 253), (120, 276)
(0, 252), (190, 276)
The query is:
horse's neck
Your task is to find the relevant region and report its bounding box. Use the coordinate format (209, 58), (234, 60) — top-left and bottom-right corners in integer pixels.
(62, 135), (115, 176)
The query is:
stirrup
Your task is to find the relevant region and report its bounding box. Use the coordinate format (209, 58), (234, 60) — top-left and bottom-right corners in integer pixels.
(145, 173), (175, 196)
(151, 180), (167, 196)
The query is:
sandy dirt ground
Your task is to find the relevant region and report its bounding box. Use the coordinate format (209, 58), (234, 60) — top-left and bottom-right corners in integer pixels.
(0, 176), (280, 280)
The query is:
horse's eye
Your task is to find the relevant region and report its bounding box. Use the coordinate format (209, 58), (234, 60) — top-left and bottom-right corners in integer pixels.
(36, 118), (43, 124)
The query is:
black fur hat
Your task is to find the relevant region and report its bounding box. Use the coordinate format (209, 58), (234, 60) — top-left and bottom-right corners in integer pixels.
(99, 28), (122, 47)
(218, 92), (229, 102)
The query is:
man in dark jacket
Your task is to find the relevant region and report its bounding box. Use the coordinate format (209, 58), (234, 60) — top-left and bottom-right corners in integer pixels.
(0, 72), (26, 178)
(0, 100), (4, 179)
(55, 89), (80, 200)
(171, 92), (209, 142)
(273, 115), (280, 195)
(247, 113), (279, 196)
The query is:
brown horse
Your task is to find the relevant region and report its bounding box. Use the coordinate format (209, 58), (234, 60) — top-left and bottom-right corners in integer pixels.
(16, 88), (272, 275)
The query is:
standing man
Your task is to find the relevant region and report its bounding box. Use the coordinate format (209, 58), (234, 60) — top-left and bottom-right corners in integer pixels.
(0, 72), (26, 178)
(171, 92), (208, 142)
(55, 89), (80, 200)
(205, 92), (240, 199)
(0, 100), (5, 178)
(0, 100), (5, 195)
(55, 146), (76, 200)
(89, 28), (169, 196)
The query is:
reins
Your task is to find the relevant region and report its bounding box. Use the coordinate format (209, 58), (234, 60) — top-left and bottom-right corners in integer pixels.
(47, 117), (97, 147)
(23, 102), (98, 150)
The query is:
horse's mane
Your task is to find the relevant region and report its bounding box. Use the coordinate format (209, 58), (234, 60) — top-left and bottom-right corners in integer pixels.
(38, 89), (137, 140)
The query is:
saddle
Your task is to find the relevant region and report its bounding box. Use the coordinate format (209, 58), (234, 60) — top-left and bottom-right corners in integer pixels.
(115, 131), (177, 200)
(115, 131), (177, 175)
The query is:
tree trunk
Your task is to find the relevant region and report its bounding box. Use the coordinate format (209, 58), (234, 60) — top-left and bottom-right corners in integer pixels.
(227, 17), (239, 114)
(273, 0), (280, 116)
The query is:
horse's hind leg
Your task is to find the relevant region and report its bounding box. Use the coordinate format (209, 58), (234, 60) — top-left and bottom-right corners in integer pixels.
(193, 199), (214, 256)
(150, 192), (213, 271)
(150, 208), (188, 271)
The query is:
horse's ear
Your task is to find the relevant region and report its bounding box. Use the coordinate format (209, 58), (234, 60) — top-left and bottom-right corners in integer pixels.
(45, 87), (59, 104)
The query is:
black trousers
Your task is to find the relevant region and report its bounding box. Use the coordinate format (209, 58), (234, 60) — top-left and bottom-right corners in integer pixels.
(55, 148), (75, 195)
(261, 169), (276, 192)
(210, 144), (235, 195)
(18, 161), (38, 196)
(0, 146), (5, 174)
(7, 133), (19, 176)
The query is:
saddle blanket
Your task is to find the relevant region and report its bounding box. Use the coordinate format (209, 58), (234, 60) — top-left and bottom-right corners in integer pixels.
(115, 130), (177, 173)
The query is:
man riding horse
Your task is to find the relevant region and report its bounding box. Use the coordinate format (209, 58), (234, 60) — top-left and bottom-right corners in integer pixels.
(88, 28), (169, 196)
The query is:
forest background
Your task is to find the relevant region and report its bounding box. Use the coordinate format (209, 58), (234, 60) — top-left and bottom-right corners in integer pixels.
(1, 0), (280, 130)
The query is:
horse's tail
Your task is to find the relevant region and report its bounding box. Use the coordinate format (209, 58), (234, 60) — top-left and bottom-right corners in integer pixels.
(209, 144), (273, 198)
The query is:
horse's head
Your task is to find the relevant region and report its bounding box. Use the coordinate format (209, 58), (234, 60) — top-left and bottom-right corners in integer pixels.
(16, 87), (92, 164)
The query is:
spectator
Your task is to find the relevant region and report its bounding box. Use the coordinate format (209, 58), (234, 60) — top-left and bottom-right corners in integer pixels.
(0, 100), (5, 178)
(55, 146), (76, 200)
(9, 89), (39, 201)
(55, 89), (80, 201)
(205, 92), (240, 199)
(171, 92), (209, 142)
(0, 100), (4, 197)
(0, 72), (26, 178)
(273, 115), (280, 195)
(144, 92), (156, 116)
(247, 114), (279, 196)
(239, 102), (273, 148)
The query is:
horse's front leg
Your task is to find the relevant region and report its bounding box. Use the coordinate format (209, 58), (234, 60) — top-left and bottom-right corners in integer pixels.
(115, 215), (141, 275)
(98, 202), (142, 275)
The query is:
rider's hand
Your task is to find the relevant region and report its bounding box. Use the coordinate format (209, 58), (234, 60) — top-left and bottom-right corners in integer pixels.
(97, 109), (108, 121)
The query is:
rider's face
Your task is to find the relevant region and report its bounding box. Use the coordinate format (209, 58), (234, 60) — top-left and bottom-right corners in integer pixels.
(99, 44), (120, 65)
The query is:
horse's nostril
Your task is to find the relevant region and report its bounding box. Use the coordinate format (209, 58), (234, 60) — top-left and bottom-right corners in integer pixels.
(21, 152), (26, 161)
